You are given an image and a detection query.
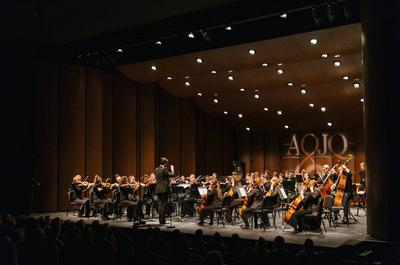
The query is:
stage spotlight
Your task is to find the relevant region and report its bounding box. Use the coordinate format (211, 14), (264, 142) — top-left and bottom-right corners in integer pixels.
(321, 107), (327, 112)
(213, 98), (219, 104)
(277, 110), (282, 115)
(280, 13), (287, 19)
(309, 103), (314, 108)
(310, 38), (318, 45)
(155, 40), (162, 45)
(238, 114), (243, 118)
(185, 76), (190, 79)
(197, 92), (203, 96)
(342, 76), (349, 80)
(321, 53), (328, 58)
(360, 98), (364, 102)
(327, 4), (335, 23)
(166, 76), (173, 80)
(277, 69), (284, 75)
(151, 65), (157, 71)
(188, 32), (195, 38)
(334, 60), (341, 67)
(327, 122), (333, 127)
(196, 58), (203, 64)
(239, 88), (245, 92)
(284, 125), (289, 129)
(353, 81), (361, 89)
(223, 111), (228, 115)
(254, 94), (260, 99)
(262, 63), (269, 67)
(211, 70), (217, 74)
(225, 25), (232, 31)
(300, 89), (307, 94)
(288, 82), (294, 87)
(227, 75), (234, 81)
(264, 107), (269, 111)
(246, 127), (251, 131)
(312, 6), (322, 26)
(248, 49), (256, 55)
(117, 48), (123, 53)
(184, 81), (191, 86)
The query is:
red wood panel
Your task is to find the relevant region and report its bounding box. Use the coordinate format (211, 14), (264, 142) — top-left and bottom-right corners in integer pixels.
(205, 116), (224, 175)
(112, 76), (137, 177)
(237, 132), (251, 174)
(33, 63), (58, 211)
(86, 68), (103, 178)
(264, 132), (280, 173)
(180, 99), (196, 177)
(223, 119), (235, 175)
(102, 74), (113, 179)
(158, 90), (181, 174)
(138, 86), (156, 176)
(195, 107), (206, 175)
(58, 64), (86, 210)
(251, 133), (264, 173)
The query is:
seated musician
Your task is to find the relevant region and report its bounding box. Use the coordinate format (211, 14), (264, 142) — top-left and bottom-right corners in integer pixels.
(118, 176), (140, 222)
(181, 174), (197, 217)
(262, 176), (281, 227)
(241, 178), (264, 229)
(198, 176), (222, 226)
(71, 175), (91, 217)
(288, 185), (321, 233)
(226, 172), (244, 223)
(92, 175), (114, 220)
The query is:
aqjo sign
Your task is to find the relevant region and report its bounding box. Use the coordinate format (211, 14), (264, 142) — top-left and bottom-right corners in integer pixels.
(286, 133), (349, 158)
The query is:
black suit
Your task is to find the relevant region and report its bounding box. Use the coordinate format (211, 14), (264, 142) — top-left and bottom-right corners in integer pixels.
(155, 165), (174, 224)
(288, 189), (321, 231)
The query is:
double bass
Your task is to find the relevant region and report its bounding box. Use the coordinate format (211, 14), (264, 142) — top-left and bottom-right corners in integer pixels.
(333, 155), (353, 206)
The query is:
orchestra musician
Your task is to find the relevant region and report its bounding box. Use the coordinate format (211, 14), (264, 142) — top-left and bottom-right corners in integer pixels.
(332, 164), (353, 224)
(92, 175), (114, 220)
(118, 176), (140, 222)
(288, 185), (321, 233)
(71, 175), (91, 217)
(143, 173), (156, 217)
(241, 177), (264, 229)
(262, 176), (281, 227)
(155, 157), (175, 225)
(226, 172), (244, 223)
(198, 175), (222, 226)
(358, 162), (366, 191)
(181, 174), (197, 217)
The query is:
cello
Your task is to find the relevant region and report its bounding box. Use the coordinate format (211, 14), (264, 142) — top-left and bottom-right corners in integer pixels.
(333, 155), (353, 206)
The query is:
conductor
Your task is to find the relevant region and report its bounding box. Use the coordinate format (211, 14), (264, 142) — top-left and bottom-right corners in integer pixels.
(155, 157), (175, 224)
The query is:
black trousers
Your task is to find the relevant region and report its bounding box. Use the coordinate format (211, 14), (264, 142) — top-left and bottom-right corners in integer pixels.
(242, 207), (258, 228)
(199, 205), (216, 224)
(119, 200), (139, 221)
(74, 198), (91, 216)
(93, 199), (113, 217)
(226, 199), (244, 222)
(157, 192), (168, 224)
(343, 192), (352, 223)
(182, 198), (195, 216)
(288, 209), (313, 231)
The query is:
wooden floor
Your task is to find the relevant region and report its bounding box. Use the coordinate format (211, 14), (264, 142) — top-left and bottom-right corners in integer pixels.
(32, 207), (373, 248)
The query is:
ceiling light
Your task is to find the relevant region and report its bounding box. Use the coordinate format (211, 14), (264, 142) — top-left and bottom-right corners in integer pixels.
(188, 32), (195, 38)
(264, 107), (269, 111)
(155, 40), (162, 45)
(353, 81), (361, 89)
(321, 107), (327, 112)
(277, 63), (283, 66)
(300, 89), (307, 94)
(277, 110), (282, 115)
(360, 98), (364, 102)
(327, 122), (333, 127)
(228, 70), (233, 73)
(184, 81), (191, 86)
(334, 54), (341, 58)
(225, 25), (232, 31)
(197, 92), (203, 96)
(254, 89), (259, 92)
(248, 49), (256, 55)
(280, 13), (287, 19)
(334, 60), (341, 67)
(213, 98), (219, 104)
(277, 69), (284, 75)
(185, 76), (190, 79)
(254, 94), (260, 99)
(321, 53), (328, 58)
(227, 75), (234, 81)
(239, 88), (245, 92)
(238, 114), (243, 118)
(284, 125), (289, 129)
(262, 63), (269, 67)
(342, 76), (349, 80)
(151, 65), (157, 71)
(213, 93), (218, 96)
(246, 127), (251, 131)
(287, 82), (293, 87)
(166, 76), (173, 80)
(211, 70), (217, 74)
(223, 111), (228, 115)
(196, 58), (203, 64)
(310, 38), (318, 45)
(117, 48), (123, 53)
(309, 103), (314, 108)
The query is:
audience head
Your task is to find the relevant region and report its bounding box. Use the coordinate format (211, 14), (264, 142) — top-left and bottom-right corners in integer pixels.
(206, 250), (224, 265)
(273, 236), (285, 251)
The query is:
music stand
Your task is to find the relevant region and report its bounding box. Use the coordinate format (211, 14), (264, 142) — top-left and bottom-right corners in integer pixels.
(167, 184), (176, 229)
(236, 186), (247, 198)
(197, 187), (208, 197)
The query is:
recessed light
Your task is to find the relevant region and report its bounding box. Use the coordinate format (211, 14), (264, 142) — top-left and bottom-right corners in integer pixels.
(184, 81), (191, 86)
(353, 81), (361, 89)
(239, 88), (245, 92)
(155, 40), (162, 45)
(277, 110), (282, 115)
(277, 63), (283, 66)
(321, 107), (327, 112)
(117, 48), (123, 53)
(321, 53), (328, 58)
(227, 75), (234, 81)
(213, 98), (219, 104)
(225, 25), (232, 31)
(327, 122), (333, 127)
(254, 89), (259, 92)
(246, 127), (251, 131)
(223, 111), (228, 115)
(264, 107), (269, 111)
(287, 82), (294, 87)
(277, 69), (284, 75)
(188, 32), (195, 38)
(254, 94), (260, 99)
(310, 38), (318, 45)
(197, 92), (203, 96)
(342, 76), (349, 80)
(262, 63), (269, 67)
(300, 89), (307, 94)
(228, 70), (233, 73)
(334, 54), (341, 58)
(196, 57), (203, 64)
(309, 103), (314, 108)
(151, 65), (157, 71)
(238, 114), (243, 118)
(248, 49), (256, 55)
(185, 76), (190, 79)
(280, 13), (287, 19)
(360, 98), (364, 102)
(284, 125), (289, 129)
(213, 93), (218, 97)
(166, 76), (173, 80)
(334, 60), (341, 67)
(211, 70), (217, 74)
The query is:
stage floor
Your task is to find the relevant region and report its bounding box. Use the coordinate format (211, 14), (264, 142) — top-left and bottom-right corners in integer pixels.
(32, 207), (373, 248)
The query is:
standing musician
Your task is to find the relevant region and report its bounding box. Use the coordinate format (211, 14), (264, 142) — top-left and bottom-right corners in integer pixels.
(288, 184), (321, 233)
(71, 175), (92, 217)
(92, 175), (114, 220)
(155, 157), (175, 225)
(320, 164), (339, 211)
(332, 164), (353, 224)
(240, 178), (264, 229)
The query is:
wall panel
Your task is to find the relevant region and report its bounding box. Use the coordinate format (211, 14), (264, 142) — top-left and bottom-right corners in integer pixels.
(180, 99), (196, 177)
(223, 119), (235, 175)
(205, 116), (223, 174)
(102, 74), (113, 179)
